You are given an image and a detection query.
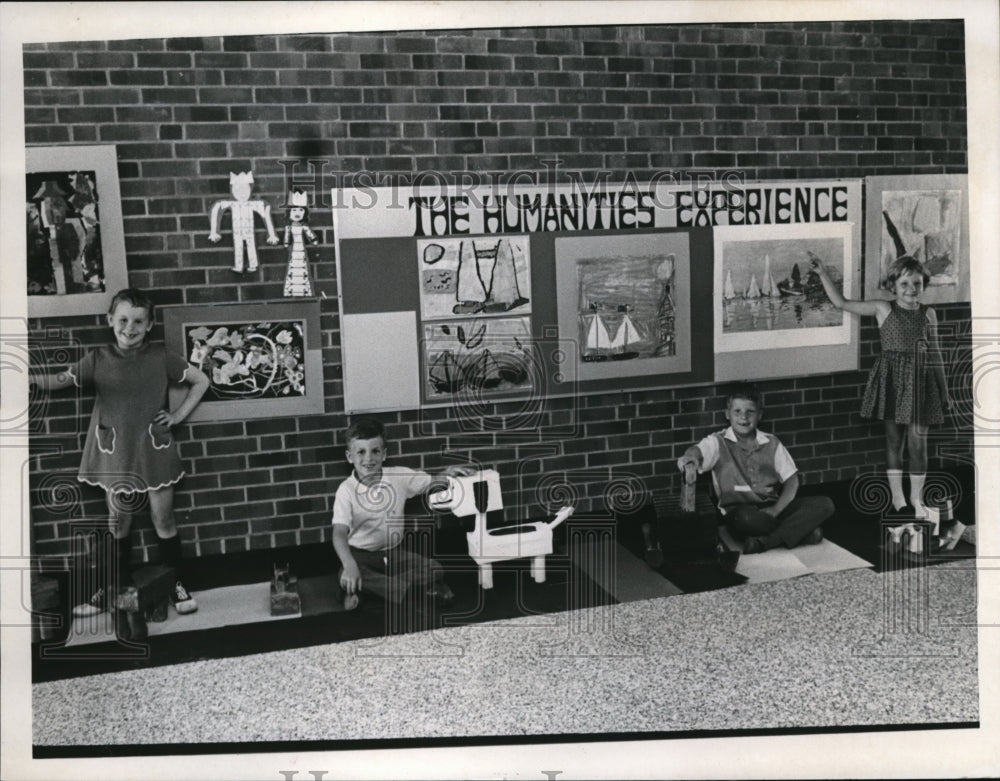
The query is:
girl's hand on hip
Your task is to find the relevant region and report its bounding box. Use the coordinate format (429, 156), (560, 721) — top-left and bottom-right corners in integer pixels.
(154, 409), (177, 427)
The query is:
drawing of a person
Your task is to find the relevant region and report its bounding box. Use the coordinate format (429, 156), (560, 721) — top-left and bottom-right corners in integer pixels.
(282, 189), (319, 296)
(208, 171), (279, 275)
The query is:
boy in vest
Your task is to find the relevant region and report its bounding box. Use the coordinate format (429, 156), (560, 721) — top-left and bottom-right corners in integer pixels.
(677, 384), (834, 554)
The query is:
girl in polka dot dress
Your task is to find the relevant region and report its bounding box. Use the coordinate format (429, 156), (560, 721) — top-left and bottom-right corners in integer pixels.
(812, 255), (953, 530)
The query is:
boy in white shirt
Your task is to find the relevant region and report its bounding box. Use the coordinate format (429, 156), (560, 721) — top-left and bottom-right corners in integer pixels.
(332, 418), (470, 610)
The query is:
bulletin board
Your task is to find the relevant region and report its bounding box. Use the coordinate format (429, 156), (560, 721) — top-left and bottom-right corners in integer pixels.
(333, 180), (862, 414)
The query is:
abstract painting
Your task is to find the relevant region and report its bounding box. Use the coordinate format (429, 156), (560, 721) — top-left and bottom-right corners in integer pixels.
(25, 145), (128, 317)
(864, 174), (970, 304)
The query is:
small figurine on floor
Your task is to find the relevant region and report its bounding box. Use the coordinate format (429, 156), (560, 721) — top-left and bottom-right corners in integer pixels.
(208, 171), (279, 275)
(282, 189), (319, 296)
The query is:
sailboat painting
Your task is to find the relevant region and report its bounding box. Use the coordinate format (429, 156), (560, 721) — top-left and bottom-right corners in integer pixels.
(714, 223), (854, 353)
(421, 316), (534, 400)
(574, 254), (675, 363)
(555, 232), (692, 382)
(417, 235), (531, 321)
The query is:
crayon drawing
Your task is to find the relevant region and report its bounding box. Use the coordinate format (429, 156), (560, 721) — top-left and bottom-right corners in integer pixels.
(422, 316), (534, 401)
(417, 235), (531, 321)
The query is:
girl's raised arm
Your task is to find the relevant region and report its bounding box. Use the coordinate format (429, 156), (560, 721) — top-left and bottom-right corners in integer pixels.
(809, 253), (889, 320)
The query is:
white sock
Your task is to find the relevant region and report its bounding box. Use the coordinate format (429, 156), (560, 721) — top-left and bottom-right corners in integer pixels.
(887, 469), (906, 510)
(910, 473), (926, 517)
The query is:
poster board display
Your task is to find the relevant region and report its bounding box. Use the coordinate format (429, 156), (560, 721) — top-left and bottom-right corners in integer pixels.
(333, 179), (862, 413)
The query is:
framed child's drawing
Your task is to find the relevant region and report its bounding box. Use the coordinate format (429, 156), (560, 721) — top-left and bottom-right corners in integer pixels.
(714, 222), (854, 355)
(162, 299), (325, 422)
(554, 231), (692, 384)
(25, 144), (128, 318)
(864, 174), (970, 304)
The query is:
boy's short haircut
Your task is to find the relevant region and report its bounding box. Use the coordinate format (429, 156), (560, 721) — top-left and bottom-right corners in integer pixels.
(345, 418), (385, 446)
(109, 287), (155, 320)
(725, 382), (762, 409)
(883, 256), (931, 291)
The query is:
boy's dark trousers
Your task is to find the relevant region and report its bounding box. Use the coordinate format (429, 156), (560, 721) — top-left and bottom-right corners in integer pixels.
(342, 545), (443, 603)
(723, 496), (834, 550)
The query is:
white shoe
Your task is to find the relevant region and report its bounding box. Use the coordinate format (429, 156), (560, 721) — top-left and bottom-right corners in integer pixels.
(72, 587), (107, 617)
(170, 581), (198, 614)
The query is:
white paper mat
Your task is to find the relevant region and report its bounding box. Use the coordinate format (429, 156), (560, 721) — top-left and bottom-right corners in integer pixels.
(64, 581), (300, 647)
(719, 527), (872, 584)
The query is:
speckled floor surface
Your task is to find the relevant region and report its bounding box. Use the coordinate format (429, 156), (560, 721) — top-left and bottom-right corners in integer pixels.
(32, 560), (977, 747)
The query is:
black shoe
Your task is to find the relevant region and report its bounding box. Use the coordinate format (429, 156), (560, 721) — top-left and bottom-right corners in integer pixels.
(427, 581), (455, 604)
(803, 527), (824, 545)
(742, 536), (766, 554)
(887, 504), (916, 521)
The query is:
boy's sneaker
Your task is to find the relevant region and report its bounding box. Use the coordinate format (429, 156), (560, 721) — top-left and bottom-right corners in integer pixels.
(72, 587), (108, 617)
(170, 581), (198, 614)
(803, 527), (824, 546)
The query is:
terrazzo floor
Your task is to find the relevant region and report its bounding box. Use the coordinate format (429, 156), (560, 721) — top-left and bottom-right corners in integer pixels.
(32, 559), (978, 747)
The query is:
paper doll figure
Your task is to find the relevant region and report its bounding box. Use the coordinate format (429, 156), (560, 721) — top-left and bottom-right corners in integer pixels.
(208, 171), (279, 275)
(282, 189), (319, 296)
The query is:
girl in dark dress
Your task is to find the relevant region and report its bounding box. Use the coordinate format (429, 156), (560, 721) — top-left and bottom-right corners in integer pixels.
(34, 289), (210, 615)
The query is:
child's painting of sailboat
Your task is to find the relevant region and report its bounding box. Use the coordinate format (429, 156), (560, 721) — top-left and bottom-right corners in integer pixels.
(574, 254), (674, 363)
(609, 305), (644, 360)
(715, 228), (850, 347)
(555, 232), (692, 383)
(582, 305), (613, 362)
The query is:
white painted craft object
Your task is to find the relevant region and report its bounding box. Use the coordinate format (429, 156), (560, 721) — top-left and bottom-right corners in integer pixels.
(429, 469), (573, 590)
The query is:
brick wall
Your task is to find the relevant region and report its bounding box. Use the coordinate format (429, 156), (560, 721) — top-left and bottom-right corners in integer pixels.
(24, 21), (972, 566)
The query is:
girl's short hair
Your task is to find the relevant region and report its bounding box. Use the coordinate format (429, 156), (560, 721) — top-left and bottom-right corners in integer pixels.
(109, 288), (155, 320)
(883, 256), (931, 291)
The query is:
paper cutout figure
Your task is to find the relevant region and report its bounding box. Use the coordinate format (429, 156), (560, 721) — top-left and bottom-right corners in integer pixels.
(208, 172), (279, 275)
(282, 189), (319, 296)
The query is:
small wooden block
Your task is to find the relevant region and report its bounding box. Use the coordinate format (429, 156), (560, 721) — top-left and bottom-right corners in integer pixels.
(270, 581), (301, 616)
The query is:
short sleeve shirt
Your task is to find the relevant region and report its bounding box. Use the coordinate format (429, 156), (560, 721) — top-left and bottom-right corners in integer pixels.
(332, 466), (432, 552)
(695, 427), (797, 512)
